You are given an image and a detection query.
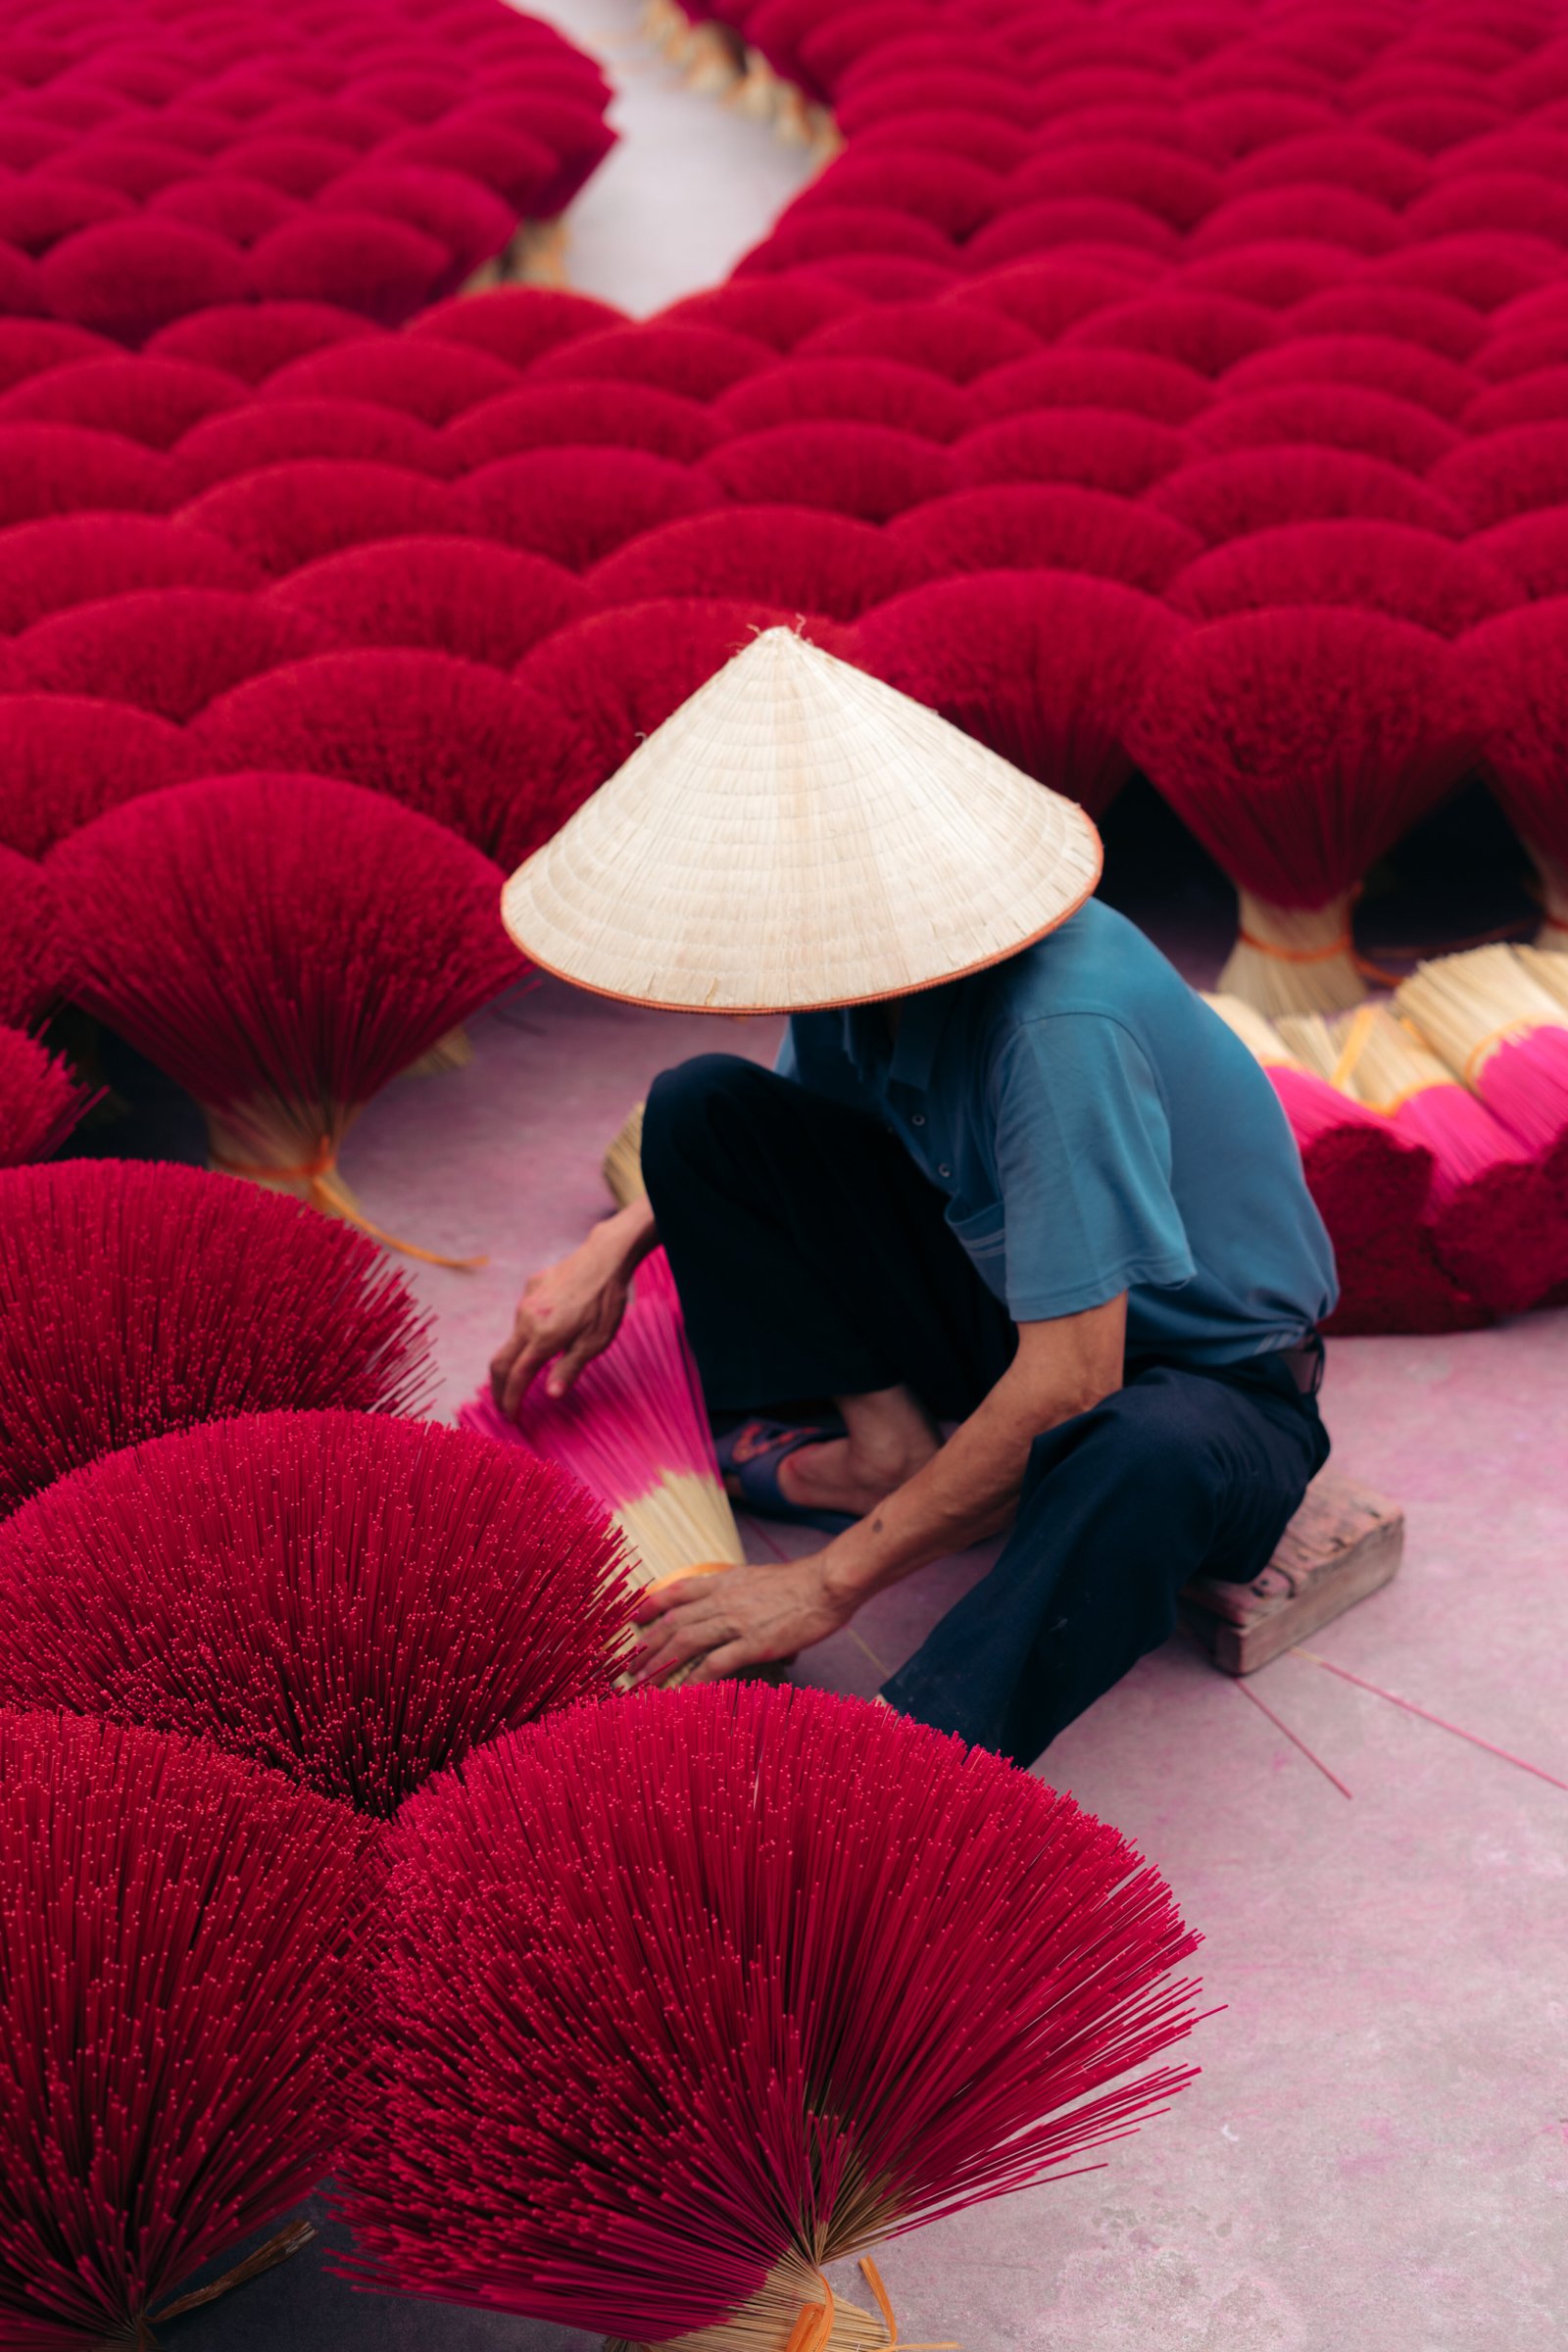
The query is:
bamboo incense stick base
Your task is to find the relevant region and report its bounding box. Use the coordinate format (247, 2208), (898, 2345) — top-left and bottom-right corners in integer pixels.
(204, 1112), (364, 1221)
(1527, 844), (1568, 952)
(1219, 895), (1365, 1019)
(403, 1026), (475, 1079)
(603, 1101), (647, 1206)
(606, 2257), (896, 2352)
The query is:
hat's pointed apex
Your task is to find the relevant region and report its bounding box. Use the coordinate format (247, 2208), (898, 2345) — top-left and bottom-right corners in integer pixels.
(502, 627), (1102, 1014)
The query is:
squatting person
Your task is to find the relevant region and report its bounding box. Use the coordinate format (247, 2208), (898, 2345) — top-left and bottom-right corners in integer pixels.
(489, 630), (1337, 1767)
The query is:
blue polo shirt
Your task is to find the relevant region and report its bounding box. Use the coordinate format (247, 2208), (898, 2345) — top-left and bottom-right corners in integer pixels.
(776, 900), (1337, 1364)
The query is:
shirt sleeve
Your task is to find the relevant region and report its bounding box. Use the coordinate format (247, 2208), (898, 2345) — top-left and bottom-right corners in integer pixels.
(990, 1012), (1196, 1322)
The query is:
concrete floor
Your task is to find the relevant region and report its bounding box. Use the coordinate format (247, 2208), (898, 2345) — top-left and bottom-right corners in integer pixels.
(173, 9), (1568, 2348)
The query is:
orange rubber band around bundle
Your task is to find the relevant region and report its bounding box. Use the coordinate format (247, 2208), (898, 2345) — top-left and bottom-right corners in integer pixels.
(1236, 927), (1353, 964)
(784, 2260), (959, 2352)
(210, 1141), (485, 1271)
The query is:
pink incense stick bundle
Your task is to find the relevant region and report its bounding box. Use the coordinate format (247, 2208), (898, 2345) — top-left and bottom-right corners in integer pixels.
(1281, 1004), (1568, 1319)
(0, 1412), (633, 1816)
(0, 1023), (98, 1168)
(0, 1159), (431, 1517)
(460, 1249), (743, 1591)
(0, 1709), (380, 2350)
(334, 1682), (1203, 2352)
(1203, 996), (1484, 1334)
(48, 773), (523, 1223)
(1397, 948), (1568, 1216)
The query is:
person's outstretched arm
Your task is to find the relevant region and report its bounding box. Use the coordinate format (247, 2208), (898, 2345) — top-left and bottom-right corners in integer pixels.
(627, 1292), (1127, 1685)
(489, 1196), (660, 1416)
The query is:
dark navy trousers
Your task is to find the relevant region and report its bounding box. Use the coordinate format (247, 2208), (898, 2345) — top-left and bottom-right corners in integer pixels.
(642, 1053), (1330, 1766)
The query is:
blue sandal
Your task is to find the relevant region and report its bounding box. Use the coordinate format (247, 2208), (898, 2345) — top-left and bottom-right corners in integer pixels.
(714, 1417), (857, 1537)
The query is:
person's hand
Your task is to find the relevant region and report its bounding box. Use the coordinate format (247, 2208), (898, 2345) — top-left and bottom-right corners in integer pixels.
(625, 1553), (855, 1687)
(489, 1233), (631, 1417)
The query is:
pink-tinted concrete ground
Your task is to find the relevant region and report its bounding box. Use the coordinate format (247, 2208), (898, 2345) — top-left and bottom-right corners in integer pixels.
(174, 980), (1568, 2352)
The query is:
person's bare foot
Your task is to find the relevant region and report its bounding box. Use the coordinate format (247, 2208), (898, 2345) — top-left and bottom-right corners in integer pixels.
(776, 1385), (939, 1518)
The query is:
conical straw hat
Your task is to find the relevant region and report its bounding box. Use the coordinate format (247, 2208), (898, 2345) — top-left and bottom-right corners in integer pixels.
(502, 627), (1102, 1012)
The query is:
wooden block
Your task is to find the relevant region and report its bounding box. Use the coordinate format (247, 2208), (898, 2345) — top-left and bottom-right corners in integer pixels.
(1178, 1468), (1403, 1677)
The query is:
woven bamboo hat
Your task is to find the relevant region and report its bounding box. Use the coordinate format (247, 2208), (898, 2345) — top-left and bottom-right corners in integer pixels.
(502, 627), (1102, 1012)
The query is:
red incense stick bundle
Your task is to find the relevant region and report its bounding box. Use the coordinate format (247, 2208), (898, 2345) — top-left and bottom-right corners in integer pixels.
(0, 1411), (633, 1816)
(460, 1249), (743, 1590)
(0, 1023), (98, 1167)
(0, 1709), (379, 2350)
(48, 772), (522, 1232)
(334, 1682), (1203, 2351)
(0, 1159), (431, 1517)
(1126, 610), (1479, 1016)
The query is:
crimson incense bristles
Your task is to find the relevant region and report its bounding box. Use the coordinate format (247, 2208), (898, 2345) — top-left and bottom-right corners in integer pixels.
(172, 396), (451, 492)
(191, 647), (539, 858)
(526, 320), (774, 401)
(1126, 610), (1480, 1015)
(856, 568), (1173, 814)
(0, 1411), (634, 1814)
(11, 587), (324, 721)
(0, 1022), (97, 1166)
(1224, 331), (1478, 421)
(0, 846), (64, 1032)
(963, 194), (1181, 273)
(0, 320), (116, 395)
(703, 421), (953, 521)
(146, 301), (376, 382)
(179, 459), (463, 576)
(0, 1708), (380, 2348)
(805, 291), (1041, 378)
(1188, 383), (1457, 472)
(261, 333), (521, 424)
(334, 1681), (1203, 2347)
(967, 347), (1212, 427)
(1224, 127), (1432, 204)
(713, 355), (969, 443)
(0, 514), (260, 631)
(1464, 598), (1568, 935)
(1430, 422), (1568, 529)
(151, 172), (304, 249)
(458, 447), (719, 569)
(38, 219), (251, 344)
(48, 771), (523, 1197)
(1061, 289), (1278, 374)
(442, 379), (721, 467)
(268, 535), (589, 668)
(946, 257), (1146, 344)
(1168, 521), (1517, 635)
(0, 355), (243, 448)
(587, 504), (912, 619)
(1152, 446), (1464, 544)
(0, 422), (175, 527)
(659, 275), (866, 354)
(0, 695), (199, 857)
(955, 407), (1184, 498)
(248, 212), (449, 324)
(743, 204), (961, 281)
(406, 285), (624, 369)
(1289, 282), (1485, 362)
(0, 1158), (432, 1516)
(461, 1248), (743, 1590)
(1007, 135), (1223, 228)
(890, 483), (1201, 591)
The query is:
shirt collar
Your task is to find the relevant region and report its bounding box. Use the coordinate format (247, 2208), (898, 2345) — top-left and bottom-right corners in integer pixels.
(839, 980), (956, 1092)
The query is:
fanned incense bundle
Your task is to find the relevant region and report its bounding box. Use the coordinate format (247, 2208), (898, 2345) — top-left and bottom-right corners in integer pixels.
(1203, 995), (1480, 1334)
(1396, 947), (1568, 1207)
(48, 774), (522, 1240)
(0, 1024), (98, 1167)
(1281, 1003), (1567, 1317)
(587, 506), (911, 619)
(334, 1682), (1203, 2351)
(0, 1160), (431, 1517)
(0, 1709), (379, 2350)
(1126, 610), (1479, 1015)
(1463, 600), (1568, 943)
(0, 1412), (633, 1815)
(0, 848), (64, 1032)
(459, 1250), (743, 1589)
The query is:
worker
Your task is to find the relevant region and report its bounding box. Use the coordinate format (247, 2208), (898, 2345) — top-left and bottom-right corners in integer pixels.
(490, 631), (1336, 1767)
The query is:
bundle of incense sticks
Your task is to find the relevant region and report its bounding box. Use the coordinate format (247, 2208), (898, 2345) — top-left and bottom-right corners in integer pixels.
(460, 1249), (743, 1591)
(1396, 946), (1568, 1209)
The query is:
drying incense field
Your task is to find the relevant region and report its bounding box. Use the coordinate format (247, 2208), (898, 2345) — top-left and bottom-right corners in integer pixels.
(2, 0), (1567, 2349)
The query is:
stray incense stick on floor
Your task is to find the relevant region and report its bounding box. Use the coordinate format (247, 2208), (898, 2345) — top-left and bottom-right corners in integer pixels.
(1294, 1649), (1568, 1793)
